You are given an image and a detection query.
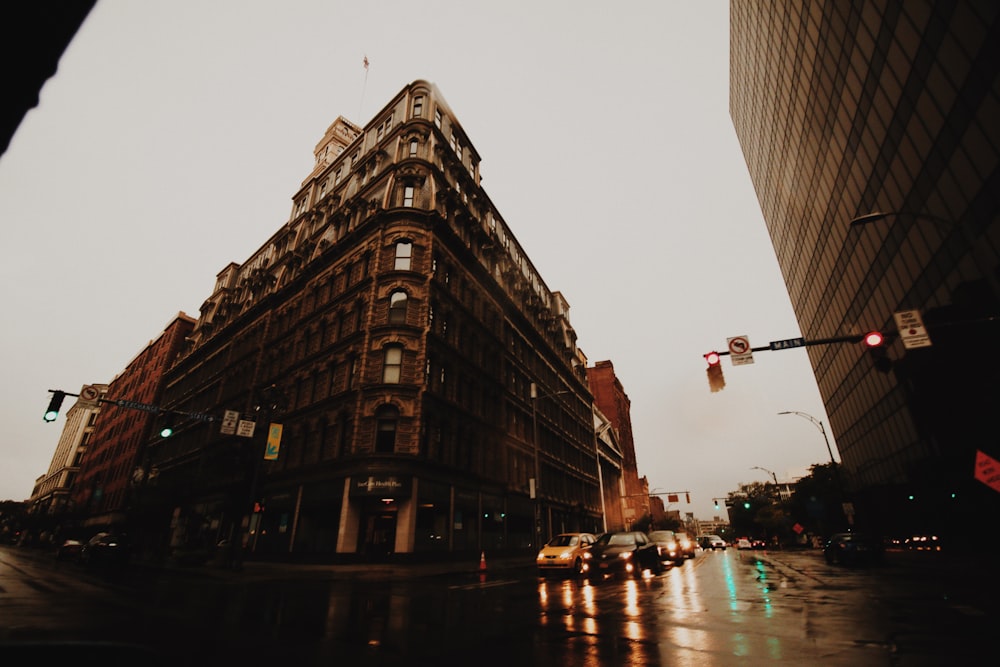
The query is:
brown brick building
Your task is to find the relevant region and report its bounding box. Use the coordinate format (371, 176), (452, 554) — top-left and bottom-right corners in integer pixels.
(147, 81), (610, 561)
(586, 360), (650, 531)
(70, 313), (194, 532)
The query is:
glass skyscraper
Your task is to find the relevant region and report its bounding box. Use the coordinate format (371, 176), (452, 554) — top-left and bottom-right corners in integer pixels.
(730, 1), (999, 541)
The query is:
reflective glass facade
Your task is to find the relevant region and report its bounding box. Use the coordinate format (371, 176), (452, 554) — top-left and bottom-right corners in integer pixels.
(730, 1), (1000, 539)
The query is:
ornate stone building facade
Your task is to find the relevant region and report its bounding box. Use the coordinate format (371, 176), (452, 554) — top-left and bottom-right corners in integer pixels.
(149, 81), (607, 561)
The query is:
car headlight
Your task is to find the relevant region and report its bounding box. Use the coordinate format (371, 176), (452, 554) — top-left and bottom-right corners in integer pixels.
(582, 552), (592, 560)
(619, 552), (633, 560)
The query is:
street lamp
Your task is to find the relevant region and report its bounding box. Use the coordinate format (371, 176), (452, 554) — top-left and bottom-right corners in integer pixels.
(777, 411), (836, 464)
(751, 466), (778, 484)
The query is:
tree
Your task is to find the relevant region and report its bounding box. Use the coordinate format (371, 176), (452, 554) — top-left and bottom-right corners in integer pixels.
(786, 462), (845, 538)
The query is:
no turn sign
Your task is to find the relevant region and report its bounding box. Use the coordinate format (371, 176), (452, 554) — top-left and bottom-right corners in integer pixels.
(728, 335), (754, 365)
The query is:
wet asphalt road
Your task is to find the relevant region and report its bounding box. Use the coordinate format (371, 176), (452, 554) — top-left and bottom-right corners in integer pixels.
(0, 545), (994, 666)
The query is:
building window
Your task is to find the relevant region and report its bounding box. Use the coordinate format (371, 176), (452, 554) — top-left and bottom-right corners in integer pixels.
(383, 345), (403, 384)
(394, 240), (412, 270)
(409, 139), (418, 157)
(388, 290), (407, 324)
(434, 109), (442, 128)
(403, 186), (415, 207)
(413, 95), (423, 117)
(375, 405), (399, 453)
(347, 356), (357, 390)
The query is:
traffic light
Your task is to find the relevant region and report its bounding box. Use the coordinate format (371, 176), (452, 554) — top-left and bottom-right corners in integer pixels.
(862, 330), (892, 373)
(43, 391), (66, 422)
(714, 499), (720, 510)
(705, 352), (725, 392)
(743, 501), (751, 510)
(159, 412), (175, 438)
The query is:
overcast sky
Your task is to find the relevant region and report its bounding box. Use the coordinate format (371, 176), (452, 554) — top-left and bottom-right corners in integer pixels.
(0, 1), (834, 522)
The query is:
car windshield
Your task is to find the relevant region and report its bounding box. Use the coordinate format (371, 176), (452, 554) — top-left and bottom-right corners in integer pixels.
(648, 531), (674, 541)
(548, 535), (578, 547)
(600, 533), (636, 546)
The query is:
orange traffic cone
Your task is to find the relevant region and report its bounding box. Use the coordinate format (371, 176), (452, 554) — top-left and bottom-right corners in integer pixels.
(479, 551), (487, 572)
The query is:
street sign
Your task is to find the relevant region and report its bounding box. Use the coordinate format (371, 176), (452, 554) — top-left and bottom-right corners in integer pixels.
(78, 384), (101, 409)
(727, 335), (754, 365)
(893, 309), (932, 349)
(220, 409), (239, 435)
(236, 419), (256, 438)
(112, 398), (162, 414)
(770, 337), (805, 350)
(974, 449), (1000, 494)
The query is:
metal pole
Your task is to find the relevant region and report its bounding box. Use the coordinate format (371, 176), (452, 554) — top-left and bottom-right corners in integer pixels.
(530, 382), (541, 549)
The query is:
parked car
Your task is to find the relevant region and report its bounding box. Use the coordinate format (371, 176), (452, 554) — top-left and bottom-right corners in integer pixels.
(648, 530), (685, 566)
(823, 532), (884, 566)
(79, 531), (130, 568)
(675, 531), (697, 559)
(585, 531), (661, 578)
(536, 532), (597, 576)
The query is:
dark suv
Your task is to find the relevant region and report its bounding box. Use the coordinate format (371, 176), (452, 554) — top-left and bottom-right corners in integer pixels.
(586, 531), (661, 578)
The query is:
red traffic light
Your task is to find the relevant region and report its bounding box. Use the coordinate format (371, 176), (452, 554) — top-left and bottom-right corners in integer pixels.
(704, 351), (721, 366)
(863, 331), (885, 347)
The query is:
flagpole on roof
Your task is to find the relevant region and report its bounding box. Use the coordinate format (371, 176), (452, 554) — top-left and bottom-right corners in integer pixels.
(359, 55), (369, 121)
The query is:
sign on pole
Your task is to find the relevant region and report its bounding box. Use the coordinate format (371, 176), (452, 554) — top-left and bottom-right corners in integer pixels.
(220, 410), (239, 435)
(974, 449), (1000, 494)
(236, 420), (256, 438)
(894, 309), (932, 349)
(727, 335), (754, 365)
(78, 384), (101, 409)
(264, 423), (283, 461)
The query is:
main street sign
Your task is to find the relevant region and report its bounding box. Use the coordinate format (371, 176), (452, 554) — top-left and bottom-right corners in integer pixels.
(770, 337), (805, 350)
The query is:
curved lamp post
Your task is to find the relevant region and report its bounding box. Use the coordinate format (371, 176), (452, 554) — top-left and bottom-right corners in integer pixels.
(751, 466), (778, 484)
(777, 411), (836, 464)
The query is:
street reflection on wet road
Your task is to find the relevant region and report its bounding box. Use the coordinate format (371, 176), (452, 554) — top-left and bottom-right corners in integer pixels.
(4, 545), (994, 665)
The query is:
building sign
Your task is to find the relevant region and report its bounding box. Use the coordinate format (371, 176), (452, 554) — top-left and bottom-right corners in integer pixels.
(350, 474), (411, 498)
(264, 423), (283, 461)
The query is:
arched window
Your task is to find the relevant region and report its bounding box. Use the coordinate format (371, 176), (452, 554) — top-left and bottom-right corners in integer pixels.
(388, 290), (408, 325)
(375, 405), (399, 453)
(382, 345), (403, 383)
(394, 240), (412, 270)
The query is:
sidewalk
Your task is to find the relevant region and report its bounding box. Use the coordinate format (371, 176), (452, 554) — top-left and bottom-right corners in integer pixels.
(135, 550), (536, 582)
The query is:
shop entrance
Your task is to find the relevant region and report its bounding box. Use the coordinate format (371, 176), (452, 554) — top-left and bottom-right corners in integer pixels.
(360, 500), (397, 559)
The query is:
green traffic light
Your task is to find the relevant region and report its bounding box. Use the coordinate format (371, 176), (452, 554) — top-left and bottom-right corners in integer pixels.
(743, 502), (751, 509)
(43, 391), (66, 422)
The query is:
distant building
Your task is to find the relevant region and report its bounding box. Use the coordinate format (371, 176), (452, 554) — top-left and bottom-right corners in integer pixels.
(730, 1), (1000, 542)
(70, 313), (194, 532)
(587, 360), (648, 530)
(696, 517), (731, 539)
(148, 81), (609, 561)
(29, 384), (108, 521)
